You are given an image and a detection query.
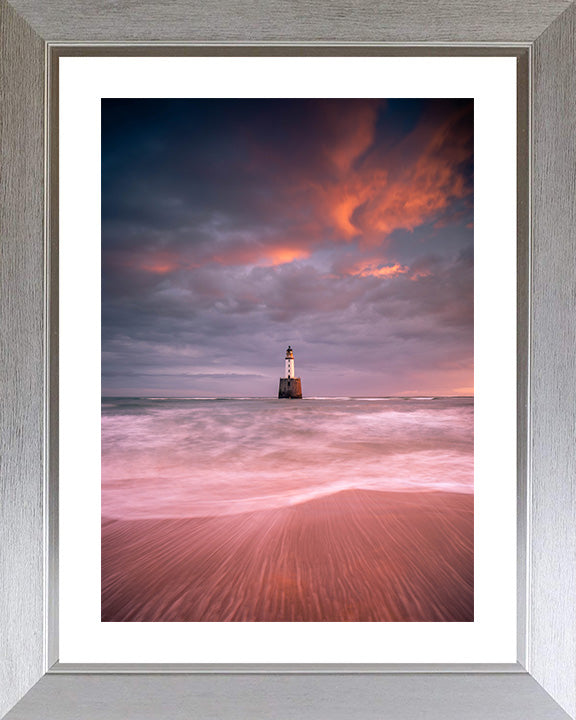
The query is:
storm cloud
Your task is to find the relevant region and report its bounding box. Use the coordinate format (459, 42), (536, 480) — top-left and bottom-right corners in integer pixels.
(102, 99), (473, 397)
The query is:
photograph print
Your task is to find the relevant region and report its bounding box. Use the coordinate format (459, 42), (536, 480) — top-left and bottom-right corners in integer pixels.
(101, 98), (474, 622)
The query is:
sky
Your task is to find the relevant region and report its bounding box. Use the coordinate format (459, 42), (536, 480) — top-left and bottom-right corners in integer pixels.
(102, 98), (473, 397)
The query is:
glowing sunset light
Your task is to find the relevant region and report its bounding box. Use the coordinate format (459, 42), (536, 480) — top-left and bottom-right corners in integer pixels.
(317, 146), (470, 244)
(353, 263), (409, 279)
(331, 192), (366, 238)
(410, 269), (433, 281)
(133, 250), (184, 275)
(264, 247), (310, 265)
(139, 261), (179, 275)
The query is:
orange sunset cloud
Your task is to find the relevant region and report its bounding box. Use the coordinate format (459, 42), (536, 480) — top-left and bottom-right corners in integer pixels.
(351, 262), (409, 279)
(310, 109), (472, 246)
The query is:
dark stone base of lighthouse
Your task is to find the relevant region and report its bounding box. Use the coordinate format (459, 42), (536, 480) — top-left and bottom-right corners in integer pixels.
(278, 378), (303, 399)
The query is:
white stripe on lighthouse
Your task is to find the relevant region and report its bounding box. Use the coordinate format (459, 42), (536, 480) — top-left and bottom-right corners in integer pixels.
(285, 346), (295, 379)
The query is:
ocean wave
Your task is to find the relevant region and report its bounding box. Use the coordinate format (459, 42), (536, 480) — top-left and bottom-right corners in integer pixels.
(102, 397), (474, 519)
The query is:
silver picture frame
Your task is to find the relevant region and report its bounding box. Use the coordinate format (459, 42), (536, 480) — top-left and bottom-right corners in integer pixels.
(1, 1), (575, 718)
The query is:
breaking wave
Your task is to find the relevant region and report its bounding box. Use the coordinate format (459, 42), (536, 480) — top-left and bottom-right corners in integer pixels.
(102, 397), (473, 519)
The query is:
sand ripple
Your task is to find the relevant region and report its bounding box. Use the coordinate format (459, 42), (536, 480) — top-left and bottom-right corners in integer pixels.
(102, 489), (473, 622)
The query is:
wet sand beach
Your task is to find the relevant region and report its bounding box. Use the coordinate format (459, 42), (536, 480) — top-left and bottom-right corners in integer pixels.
(102, 488), (473, 622)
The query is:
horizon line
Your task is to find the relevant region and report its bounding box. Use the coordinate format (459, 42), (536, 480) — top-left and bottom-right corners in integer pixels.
(101, 394), (475, 399)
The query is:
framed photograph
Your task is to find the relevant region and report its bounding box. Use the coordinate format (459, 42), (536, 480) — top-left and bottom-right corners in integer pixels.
(60, 55), (517, 666)
(1, 2), (575, 719)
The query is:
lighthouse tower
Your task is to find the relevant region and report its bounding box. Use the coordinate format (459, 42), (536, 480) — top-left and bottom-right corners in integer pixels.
(278, 346), (303, 399)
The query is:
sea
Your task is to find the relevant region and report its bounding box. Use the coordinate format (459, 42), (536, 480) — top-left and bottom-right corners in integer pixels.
(101, 396), (473, 520)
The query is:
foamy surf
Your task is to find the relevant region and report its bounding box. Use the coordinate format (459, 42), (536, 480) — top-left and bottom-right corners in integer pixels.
(102, 397), (474, 520)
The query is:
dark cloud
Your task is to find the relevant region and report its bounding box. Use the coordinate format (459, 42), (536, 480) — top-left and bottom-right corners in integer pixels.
(102, 99), (473, 396)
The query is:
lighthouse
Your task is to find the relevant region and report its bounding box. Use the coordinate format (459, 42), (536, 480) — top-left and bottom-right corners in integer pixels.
(278, 346), (303, 399)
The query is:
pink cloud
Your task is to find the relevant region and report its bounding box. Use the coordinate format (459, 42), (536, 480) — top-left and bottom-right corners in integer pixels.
(350, 262), (409, 279)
